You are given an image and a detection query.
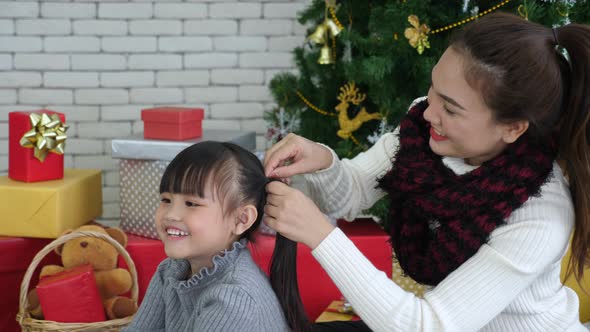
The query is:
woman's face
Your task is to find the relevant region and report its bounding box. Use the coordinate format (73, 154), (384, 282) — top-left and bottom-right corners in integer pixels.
(423, 47), (522, 166)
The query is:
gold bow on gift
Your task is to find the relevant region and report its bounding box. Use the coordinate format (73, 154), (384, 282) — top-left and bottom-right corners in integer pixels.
(20, 113), (68, 162)
(404, 15), (430, 54)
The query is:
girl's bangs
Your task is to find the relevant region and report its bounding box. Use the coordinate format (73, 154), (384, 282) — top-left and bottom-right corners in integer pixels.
(160, 158), (217, 198)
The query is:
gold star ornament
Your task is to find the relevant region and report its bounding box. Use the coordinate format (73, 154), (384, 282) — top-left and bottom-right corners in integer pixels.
(404, 15), (430, 54)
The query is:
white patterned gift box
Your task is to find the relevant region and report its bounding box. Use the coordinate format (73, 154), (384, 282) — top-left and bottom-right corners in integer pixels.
(111, 130), (256, 239)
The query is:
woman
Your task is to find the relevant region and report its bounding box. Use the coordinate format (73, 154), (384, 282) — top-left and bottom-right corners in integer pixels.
(263, 12), (590, 332)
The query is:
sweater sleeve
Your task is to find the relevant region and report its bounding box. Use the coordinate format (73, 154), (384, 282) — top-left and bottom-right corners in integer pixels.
(123, 261), (168, 332)
(312, 171), (574, 331)
(192, 285), (258, 332)
(303, 129), (399, 221)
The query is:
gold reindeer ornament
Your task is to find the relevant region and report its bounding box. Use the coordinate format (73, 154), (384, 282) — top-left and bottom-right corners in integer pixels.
(335, 82), (382, 140)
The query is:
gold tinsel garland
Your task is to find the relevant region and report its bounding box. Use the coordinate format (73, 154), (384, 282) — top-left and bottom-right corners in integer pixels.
(295, 90), (336, 117)
(430, 0), (512, 34)
(405, 0), (512, 53)
(328, 5), (344, 30)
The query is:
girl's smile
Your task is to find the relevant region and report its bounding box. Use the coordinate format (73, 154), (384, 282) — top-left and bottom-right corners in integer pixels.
(164, 226), (190, 239)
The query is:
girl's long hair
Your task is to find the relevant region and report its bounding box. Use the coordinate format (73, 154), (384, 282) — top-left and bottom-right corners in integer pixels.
(270, 232), (312, 332)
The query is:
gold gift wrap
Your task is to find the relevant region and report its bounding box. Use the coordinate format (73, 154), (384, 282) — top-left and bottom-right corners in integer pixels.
(561, 241), (590, 323)
(315, 301), (358, 323)
(0, 169), (102, 238)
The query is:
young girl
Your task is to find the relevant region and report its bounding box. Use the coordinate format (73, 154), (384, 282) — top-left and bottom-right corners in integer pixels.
(264, 12), (590, 332)
(124, 141), (291, 332)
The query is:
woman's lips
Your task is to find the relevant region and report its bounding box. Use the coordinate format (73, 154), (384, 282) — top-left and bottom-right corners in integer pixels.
(430, 127), (448, 141)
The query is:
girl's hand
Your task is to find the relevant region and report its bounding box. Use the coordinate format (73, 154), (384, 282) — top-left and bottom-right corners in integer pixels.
(264, 181), (335, 249)
(264, 133), (333, 179)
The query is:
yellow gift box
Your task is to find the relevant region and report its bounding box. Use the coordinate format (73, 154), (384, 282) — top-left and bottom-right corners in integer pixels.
(315, 300), (359, 323)
(0, 169), (102, 238)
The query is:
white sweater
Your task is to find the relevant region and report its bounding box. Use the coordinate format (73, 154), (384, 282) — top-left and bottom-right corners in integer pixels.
(305, 130), (586, 332)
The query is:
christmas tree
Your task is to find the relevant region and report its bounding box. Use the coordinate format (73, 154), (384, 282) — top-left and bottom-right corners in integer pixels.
(265, 0), (590, 223)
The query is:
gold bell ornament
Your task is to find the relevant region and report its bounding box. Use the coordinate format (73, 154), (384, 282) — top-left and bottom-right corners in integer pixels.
(318, 45), (334, 65)
(307, 0), (343, 65)
(325, 18), (343, 37)
(308, 22), (328, 44)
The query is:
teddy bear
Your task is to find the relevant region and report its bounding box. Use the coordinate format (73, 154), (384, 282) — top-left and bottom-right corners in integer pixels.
(28, 225), (138, 321)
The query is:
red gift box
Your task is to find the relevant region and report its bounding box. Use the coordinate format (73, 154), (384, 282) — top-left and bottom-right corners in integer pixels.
(9, 110), (66, 182)
(250, 219), (392, 320)
(0, 236), (60, 332)
(141, 107), (204, 141)
(36, 264), (105, 323)
(118, 234), (167, 306)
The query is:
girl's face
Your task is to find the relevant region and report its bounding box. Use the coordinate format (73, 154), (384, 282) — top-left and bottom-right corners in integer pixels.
(423, 47), (522, 166)
(155, 186), (239, 273)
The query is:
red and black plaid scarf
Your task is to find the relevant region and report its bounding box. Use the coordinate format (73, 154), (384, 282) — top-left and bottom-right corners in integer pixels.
(378, 100), (556, 286)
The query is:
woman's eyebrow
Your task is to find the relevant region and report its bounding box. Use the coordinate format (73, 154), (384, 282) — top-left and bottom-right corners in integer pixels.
(431, 73), (466, 110)
(439, 93), (466, 110)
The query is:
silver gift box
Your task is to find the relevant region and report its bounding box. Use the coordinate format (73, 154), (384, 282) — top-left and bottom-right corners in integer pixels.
(112, 130), (256, 239)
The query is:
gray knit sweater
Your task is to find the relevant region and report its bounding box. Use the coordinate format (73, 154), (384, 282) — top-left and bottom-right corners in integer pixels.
(123, 240), (289, 332)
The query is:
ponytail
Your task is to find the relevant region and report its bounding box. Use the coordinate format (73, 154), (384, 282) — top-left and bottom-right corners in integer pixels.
(554, 24), (590, 283)
(266, 177), (311, 331)
(270, 234), (312, 332)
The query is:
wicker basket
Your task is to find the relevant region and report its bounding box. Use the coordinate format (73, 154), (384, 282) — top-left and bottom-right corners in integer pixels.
(17, 230), (139, 332)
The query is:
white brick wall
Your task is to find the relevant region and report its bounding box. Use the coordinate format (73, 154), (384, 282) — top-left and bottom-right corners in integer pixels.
(16, 19), (71, 35)
(129, 54), (182, 70)
(155, 3), (207, 19)
(72, 54), (126, 70)
(130, 20), (182, 35)
(0, 72), (42, 87)
(41, 3), (96, 19)
(0, 54), (10, 69)
(0, 20), (14, 34)
(101, 72), (155, 88)
(15, 54), (70, 70)
(74, 21), (128, 36)
(0, 0), (308, 225)
(0, 2), (39, 18)
(45, 72), (99, 88)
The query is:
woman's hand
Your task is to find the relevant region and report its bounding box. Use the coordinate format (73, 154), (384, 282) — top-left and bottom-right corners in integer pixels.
(264, 181), (335, 249)
(264, 133), (333, 179)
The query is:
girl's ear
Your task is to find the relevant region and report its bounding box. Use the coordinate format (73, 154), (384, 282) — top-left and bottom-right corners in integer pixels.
(233, 204), (258, 236)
